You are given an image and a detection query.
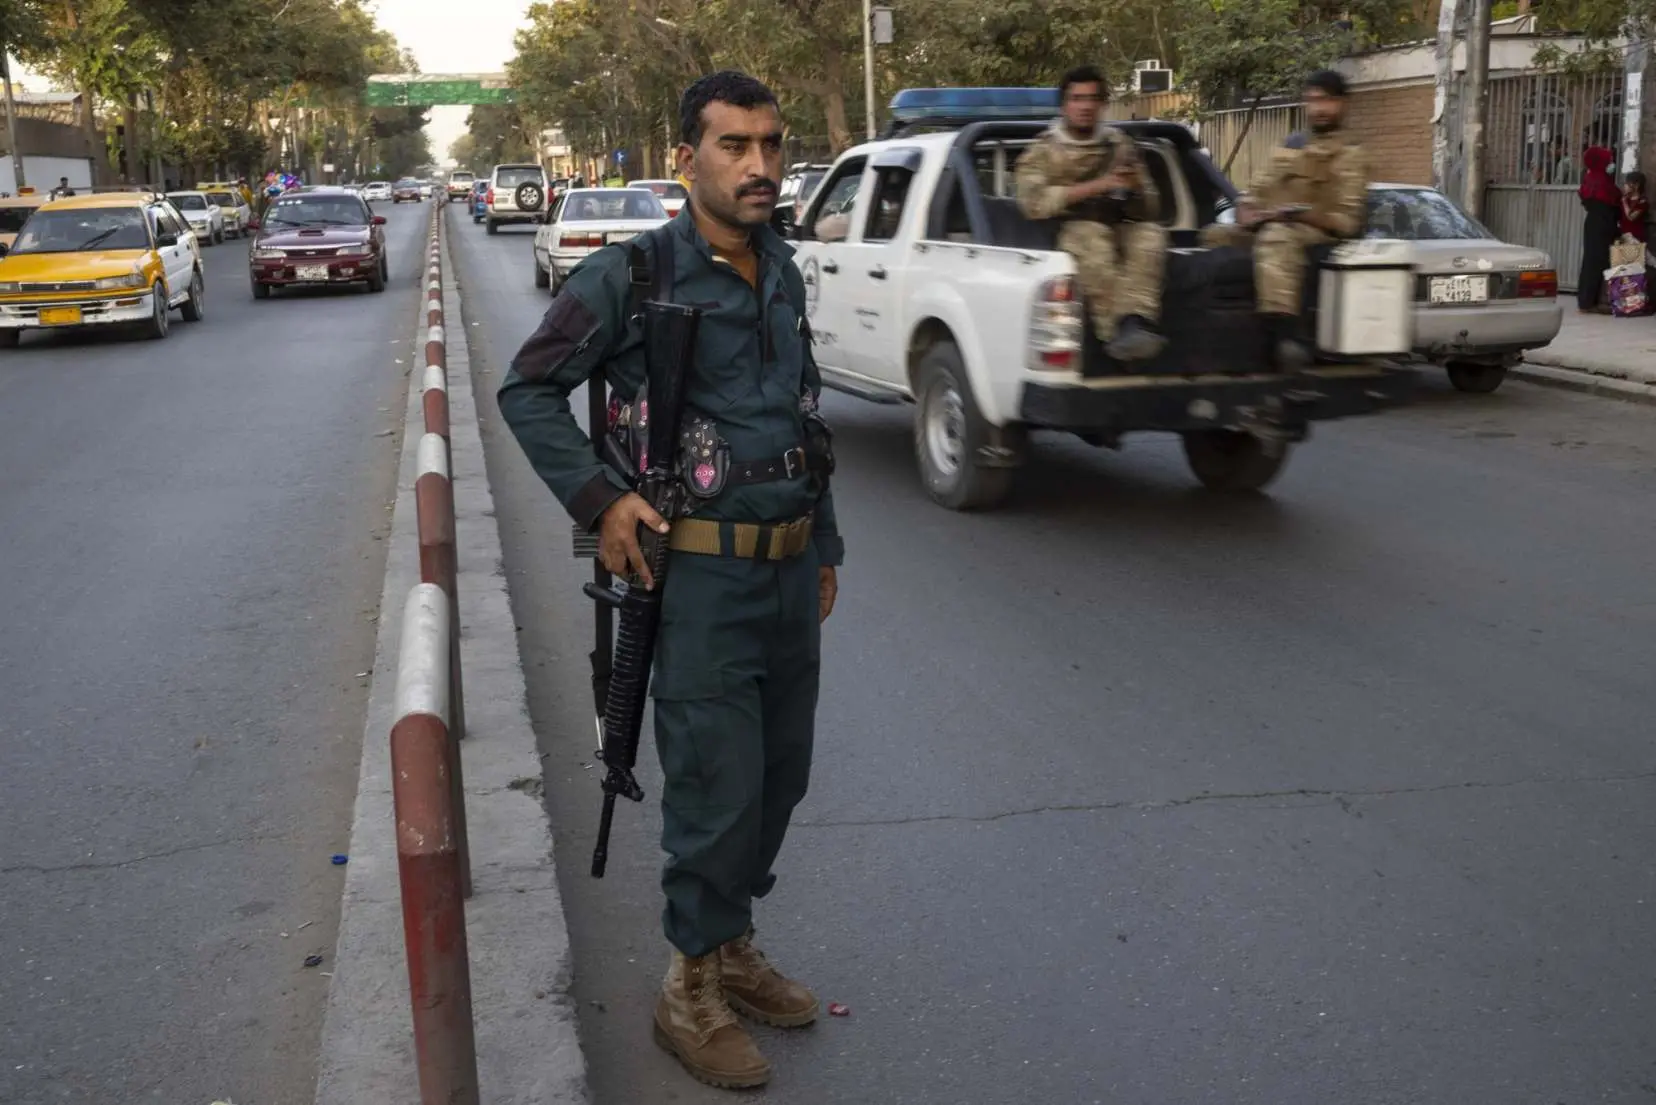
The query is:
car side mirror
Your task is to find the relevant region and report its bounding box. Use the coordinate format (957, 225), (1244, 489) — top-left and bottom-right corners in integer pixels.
(372, 215), (387, 226)
(156, 230), (178, 246)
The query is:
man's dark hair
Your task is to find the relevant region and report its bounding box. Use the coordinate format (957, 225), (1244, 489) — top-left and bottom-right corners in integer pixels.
(1304, 69), (1349, 98)
(679, 70), (779, 148)
(1059, 65), (1107, 101)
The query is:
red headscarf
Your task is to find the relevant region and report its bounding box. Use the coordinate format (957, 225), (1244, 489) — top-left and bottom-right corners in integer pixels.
(1580, 146), (1620, 206)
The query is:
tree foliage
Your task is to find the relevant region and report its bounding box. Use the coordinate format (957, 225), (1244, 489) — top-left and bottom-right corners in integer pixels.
(12, 0), (420, 184)
(504, 0), (1433, 171)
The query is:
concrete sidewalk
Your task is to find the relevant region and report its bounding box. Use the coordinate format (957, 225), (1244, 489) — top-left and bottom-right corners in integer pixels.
(1516, 309), (1656, 403)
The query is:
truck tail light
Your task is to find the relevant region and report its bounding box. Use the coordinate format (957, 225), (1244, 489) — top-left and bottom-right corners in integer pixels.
(1517, 269), (1557, 298)
(1028, 275), (1084, 371)
(486, 187), (495, 205)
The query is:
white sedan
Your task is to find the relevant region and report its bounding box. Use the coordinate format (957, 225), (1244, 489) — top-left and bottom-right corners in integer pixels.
(363, 181), (393, 203)
(631, 179), (688, 217)
(533, 188), (669, 293)
(166, 191), (226, 245)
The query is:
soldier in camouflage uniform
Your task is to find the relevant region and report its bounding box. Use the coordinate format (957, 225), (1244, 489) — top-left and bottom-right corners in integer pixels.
(1015, 64), (1169, 360)
(1236, 69), (1369, 367)
(499, 72), (840, 1091)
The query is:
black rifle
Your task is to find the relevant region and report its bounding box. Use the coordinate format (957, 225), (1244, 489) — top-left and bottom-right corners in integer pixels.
(583, 297), (702, 878)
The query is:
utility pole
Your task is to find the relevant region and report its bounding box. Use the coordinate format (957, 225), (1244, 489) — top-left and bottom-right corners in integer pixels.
(861, 0), (875, 140)
(1461, 0), (1492, 218)
(1431, 0), (1461, 196)
(2, 52), (26, 192)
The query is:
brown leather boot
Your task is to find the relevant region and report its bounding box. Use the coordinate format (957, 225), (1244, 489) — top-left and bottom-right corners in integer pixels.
(719, 927), (820, 1028)
(653, 950), (771, 1089)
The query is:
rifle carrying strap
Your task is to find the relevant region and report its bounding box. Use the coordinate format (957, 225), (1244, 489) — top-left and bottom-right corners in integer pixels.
(626, 226), (675, 318)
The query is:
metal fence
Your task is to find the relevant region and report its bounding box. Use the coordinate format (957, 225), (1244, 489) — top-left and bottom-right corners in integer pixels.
(1483, 68), (1626, 291)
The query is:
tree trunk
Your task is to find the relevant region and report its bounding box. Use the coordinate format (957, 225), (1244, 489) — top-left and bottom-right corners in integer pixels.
(820, 50), (854, 153)
(1222, 95), (1265, 177)
(124, 97), (141, 184)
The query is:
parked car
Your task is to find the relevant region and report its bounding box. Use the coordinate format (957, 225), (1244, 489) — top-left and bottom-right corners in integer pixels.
(469, 180), (489, 223)
(204, 187), (252, 238)
(485, 163), (550, 233)
(362, 181), (393, 203)
(1367, 184), (1561, 394)
(249, 186), (388, 298)
(631, 178), (688, 217)
(0, 194), (48, 250)
(0, 191), (205, 344)
(166, 190), (226, 245)
(532, 187), (668, 292)
(446, 170), (475, 203)
(393, 179), (422, 203)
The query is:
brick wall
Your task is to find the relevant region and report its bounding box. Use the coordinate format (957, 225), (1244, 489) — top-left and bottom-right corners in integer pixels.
(1345, 84), (1434, 185)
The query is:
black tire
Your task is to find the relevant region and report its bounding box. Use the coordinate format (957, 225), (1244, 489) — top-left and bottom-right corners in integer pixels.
(368, 255), (386, 293)
(252, 279), (271, 300)
(533, 250), (550, 288)
(1181, 430), (1290, 492)
(912, 340), (1014, 511)
(514, 181), (545, 213)
(144, 281), (170, 339)
(181, 268), (205, 322)
(1446, 361), (1508, 394)
(486, 219), (498, 235)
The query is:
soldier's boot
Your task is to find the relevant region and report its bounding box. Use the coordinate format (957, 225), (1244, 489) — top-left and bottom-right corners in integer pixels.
(719, 927), (820, 1028)
(653, 950), (772, 1089)
(1264, 313), (1312, 370)
(1105, 315), (1168, 362)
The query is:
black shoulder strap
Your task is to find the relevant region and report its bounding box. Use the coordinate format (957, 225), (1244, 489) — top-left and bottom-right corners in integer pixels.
(625, 224), (676, 320)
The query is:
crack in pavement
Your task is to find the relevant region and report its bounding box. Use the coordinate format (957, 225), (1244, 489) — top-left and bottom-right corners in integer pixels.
(792, 769), (1656, 830)
(1, 835), (278, 876)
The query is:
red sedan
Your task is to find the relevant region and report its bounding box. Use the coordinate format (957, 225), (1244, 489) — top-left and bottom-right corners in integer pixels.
(249, 188), (389, 297)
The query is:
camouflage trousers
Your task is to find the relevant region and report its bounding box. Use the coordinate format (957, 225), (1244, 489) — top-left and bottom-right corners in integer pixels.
(1199, 221), (1331, 314)
(1057, 219), (1168, 340)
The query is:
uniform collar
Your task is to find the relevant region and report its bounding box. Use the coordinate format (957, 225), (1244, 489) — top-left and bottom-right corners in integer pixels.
(1046, 117), (1113, 146)
(668, 202), (794, 269)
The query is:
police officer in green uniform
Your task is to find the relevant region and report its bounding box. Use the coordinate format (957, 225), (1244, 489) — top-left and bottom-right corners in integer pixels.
(497, 71), (843, 1092)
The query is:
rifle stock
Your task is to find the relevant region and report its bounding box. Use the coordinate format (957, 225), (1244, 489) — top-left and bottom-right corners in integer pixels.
(587, 301), (702, 878)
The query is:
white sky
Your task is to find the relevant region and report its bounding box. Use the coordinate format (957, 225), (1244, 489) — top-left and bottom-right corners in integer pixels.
(370, 0), (534, 166)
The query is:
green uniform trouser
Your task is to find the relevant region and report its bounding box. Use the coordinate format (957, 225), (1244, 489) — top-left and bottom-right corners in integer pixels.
(650, 544), (821, 957)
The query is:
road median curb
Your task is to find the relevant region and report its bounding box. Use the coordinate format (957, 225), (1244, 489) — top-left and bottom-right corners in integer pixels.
(311, 207), (590, 1105)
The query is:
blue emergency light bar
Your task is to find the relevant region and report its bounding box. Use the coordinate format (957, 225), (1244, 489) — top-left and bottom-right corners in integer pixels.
(886, 87), (1061, 126)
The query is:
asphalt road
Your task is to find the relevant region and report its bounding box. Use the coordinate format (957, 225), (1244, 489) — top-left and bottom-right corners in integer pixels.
(0, 200), (432, 1105)
(449, 205), (1656, 1105)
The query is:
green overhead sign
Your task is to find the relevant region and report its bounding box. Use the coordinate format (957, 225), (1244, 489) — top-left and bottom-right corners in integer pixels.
(364, 74), (515, 107)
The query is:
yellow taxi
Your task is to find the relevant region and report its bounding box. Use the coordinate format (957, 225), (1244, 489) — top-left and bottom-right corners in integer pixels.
(0, 191), (205, 346)
(0, 194), (48, 250)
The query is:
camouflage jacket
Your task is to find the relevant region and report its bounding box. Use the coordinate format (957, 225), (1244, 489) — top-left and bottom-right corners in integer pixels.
(1247, 126), (1369, 239)
(1014, 120), (1160, 223)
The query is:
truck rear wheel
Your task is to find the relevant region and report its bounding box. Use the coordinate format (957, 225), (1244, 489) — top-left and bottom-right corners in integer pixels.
(1446, 361), (1507, 394)
(914, 341), (1013, 511)
(1182, 430), (1289, 492)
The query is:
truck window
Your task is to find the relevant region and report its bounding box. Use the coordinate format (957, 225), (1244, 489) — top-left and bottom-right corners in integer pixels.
(802, 159), (867, 243)
(862, 167), (913, 243)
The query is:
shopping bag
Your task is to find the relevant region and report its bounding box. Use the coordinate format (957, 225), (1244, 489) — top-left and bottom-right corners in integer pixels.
(1606, 263), (1648, 317)
(1610, 237), (1645, 268)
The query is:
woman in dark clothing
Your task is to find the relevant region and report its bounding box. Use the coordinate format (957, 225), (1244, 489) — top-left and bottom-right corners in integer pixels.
(1577, 146), (1621, 313)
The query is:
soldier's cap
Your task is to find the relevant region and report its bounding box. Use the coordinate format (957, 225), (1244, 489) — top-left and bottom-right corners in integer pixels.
(1304, 69), (1349, 98)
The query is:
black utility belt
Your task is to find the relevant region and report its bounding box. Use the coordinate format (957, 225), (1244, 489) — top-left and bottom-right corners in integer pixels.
(725, 446), (830, 488)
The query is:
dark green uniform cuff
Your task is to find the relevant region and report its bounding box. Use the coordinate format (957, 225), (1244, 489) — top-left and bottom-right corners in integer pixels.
(570, 468), (631, 532)
(813, 531), (845, 568)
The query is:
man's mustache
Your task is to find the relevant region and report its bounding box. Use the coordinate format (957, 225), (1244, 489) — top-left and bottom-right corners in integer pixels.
(738, 179), (779, 198)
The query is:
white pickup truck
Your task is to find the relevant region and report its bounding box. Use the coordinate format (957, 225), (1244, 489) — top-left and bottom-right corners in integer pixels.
(788, 100), (1419, 510)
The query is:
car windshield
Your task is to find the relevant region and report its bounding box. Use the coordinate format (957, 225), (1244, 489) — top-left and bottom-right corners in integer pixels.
(206, 191), (237, 207)
(397, 180), (418, 188)
(170, 194), (208, 211)
(264, 196), (368, 227)
(560, 191), (667, 221)
(496, 168), (543, 188)
(1366, 188), (1493, 241)
(640, 181), (688, 201)
(451, 173), (474, 182)
(0, 207), (37, 233)
(11, 207), (149, 253)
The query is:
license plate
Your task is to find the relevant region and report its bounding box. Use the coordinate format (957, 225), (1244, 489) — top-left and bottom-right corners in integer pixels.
(606, 232), (638, 244)
(39, 306), (81, 325)
(1428, 275), (1489, 304)
(295, 264), (331, 282)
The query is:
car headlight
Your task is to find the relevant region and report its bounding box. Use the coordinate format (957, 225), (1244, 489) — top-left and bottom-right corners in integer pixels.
(93, 272), (145, 290)
(254, 248), (285, 259)
(0, 282), (18, 293)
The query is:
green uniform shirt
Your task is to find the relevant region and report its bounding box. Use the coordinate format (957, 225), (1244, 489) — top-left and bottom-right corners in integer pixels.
(497, 207), (845, 567)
